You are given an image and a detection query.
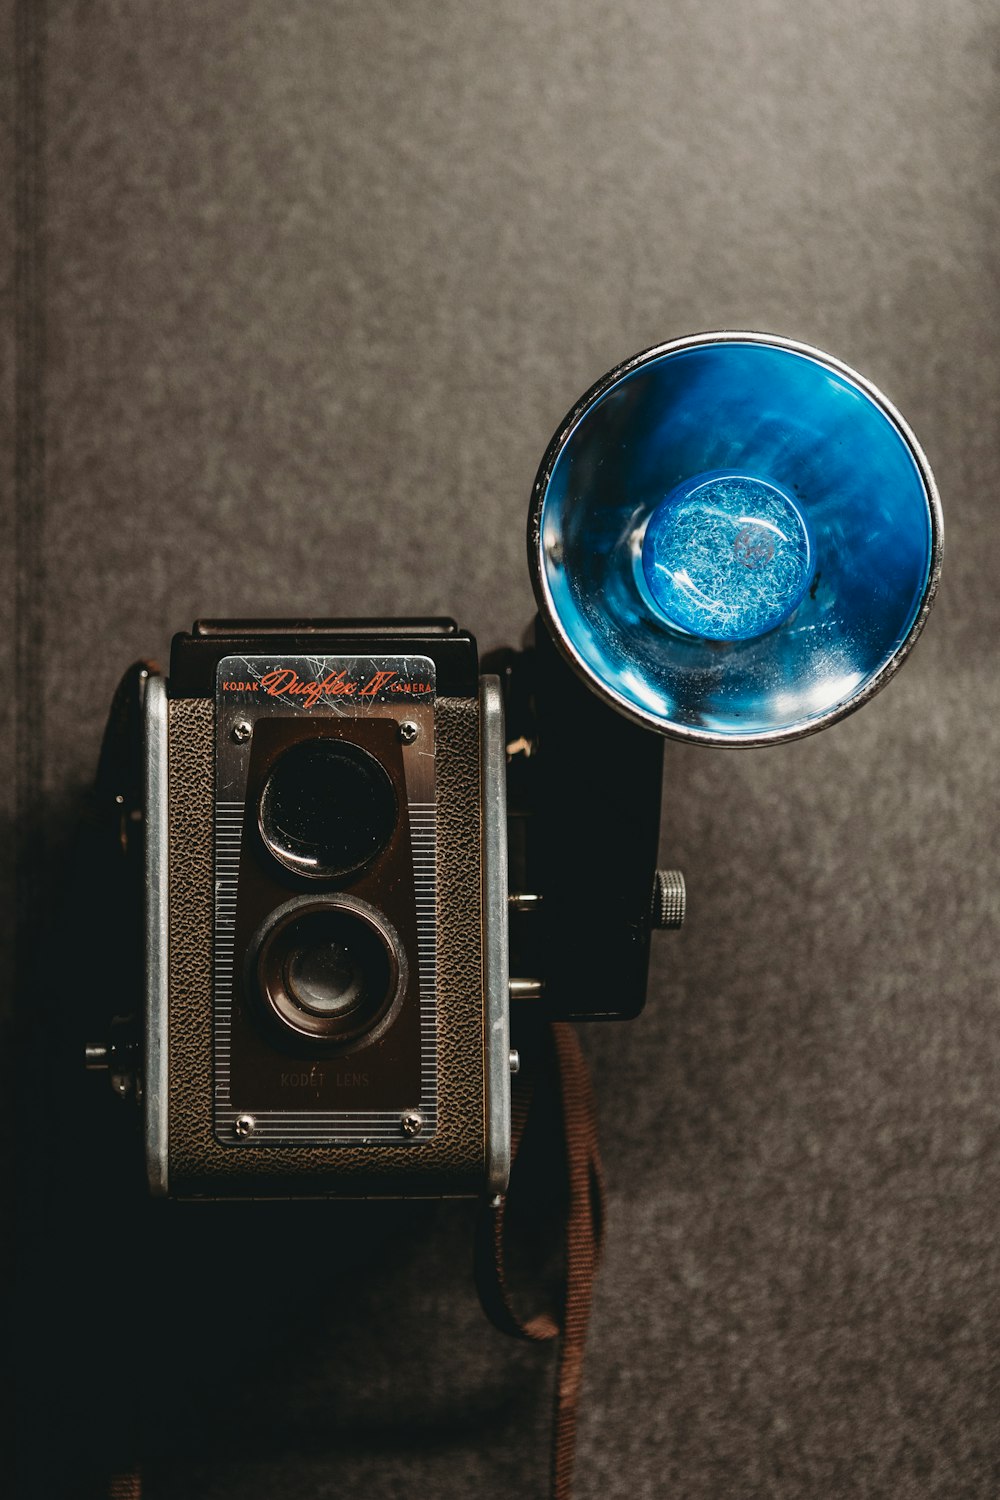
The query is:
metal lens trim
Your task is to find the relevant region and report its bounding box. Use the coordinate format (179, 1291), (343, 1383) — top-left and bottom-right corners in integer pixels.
(480, 675), (512, 1198)
(142, 671), (170, 1197)
(250, 895), (407, 1049)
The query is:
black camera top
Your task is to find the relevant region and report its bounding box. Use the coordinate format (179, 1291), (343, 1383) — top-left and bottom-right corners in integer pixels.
(168, 618), (479, 699)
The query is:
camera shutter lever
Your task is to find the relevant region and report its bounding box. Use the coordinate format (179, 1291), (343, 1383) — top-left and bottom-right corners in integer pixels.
(651, 868), (687, 930)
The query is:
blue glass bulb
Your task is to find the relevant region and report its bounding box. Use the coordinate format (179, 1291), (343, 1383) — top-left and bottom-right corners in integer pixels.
(640, 472), (814, 641)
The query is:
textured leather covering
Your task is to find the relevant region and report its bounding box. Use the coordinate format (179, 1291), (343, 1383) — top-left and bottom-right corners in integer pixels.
(167, 694), (486, 1197)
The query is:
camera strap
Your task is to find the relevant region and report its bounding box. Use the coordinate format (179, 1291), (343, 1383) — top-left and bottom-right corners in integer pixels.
(474, 1021), (605, 1500)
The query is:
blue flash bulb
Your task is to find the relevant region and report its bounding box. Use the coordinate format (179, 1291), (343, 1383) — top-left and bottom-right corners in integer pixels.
(640, 471), (814, 642)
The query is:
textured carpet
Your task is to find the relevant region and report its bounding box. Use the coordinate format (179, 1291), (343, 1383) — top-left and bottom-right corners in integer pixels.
(6, 1), (999, 1496)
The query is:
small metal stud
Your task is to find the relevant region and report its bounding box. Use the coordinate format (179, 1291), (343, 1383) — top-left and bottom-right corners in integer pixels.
(509, 1049), (520, 1075)
(400, 1108), (423, 1137)
(399, 721), (419, 745)
(234, 1113), (256, 1138)
(232, 720), (253, 743)
(509, 978), (545, 1001)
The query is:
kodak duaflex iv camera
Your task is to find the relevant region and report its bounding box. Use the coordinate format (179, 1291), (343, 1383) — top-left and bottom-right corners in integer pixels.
(92, 332), (942, 1202)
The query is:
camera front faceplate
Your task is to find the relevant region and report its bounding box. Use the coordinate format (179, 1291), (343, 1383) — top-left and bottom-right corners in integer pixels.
(214, 653), (438, 1147)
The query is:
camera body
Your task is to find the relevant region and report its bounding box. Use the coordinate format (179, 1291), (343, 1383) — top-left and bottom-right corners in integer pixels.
(141, 619), (516, 1200)
(135, 618), (665, 1201)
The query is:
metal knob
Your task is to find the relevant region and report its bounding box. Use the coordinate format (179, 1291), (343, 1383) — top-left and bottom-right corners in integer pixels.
(84, 1017), (141, 1097)
(651, 869), (686, 930)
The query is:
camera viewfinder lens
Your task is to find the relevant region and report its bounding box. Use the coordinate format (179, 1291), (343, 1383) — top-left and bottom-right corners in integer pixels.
(258, 739), (398, 882)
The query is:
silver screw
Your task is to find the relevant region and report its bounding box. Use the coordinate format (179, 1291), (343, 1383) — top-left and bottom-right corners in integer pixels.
(400, 1109), (423, 1137)
(399, 720), (419, 745)
(232, 719), (253, 743)
(234, 1113), (256, 1138)
(509, 1049), (520, 1075)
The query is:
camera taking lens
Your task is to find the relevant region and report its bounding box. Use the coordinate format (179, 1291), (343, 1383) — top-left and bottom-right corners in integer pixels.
(250, 896), (405, 1047)
(258, 738), (398, 881)
(286, 941), (369, 1019)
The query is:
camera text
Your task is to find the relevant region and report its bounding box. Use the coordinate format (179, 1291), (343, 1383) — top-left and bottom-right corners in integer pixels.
(220, 667), (433, 708)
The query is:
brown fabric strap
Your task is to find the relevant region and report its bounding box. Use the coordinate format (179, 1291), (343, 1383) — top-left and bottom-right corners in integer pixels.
(108, 1473), (142, 1499)
(475, 1021), (606, 1500)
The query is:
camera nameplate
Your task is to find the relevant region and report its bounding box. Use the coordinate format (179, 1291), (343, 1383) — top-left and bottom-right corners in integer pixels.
(213, 654), (438, 1147)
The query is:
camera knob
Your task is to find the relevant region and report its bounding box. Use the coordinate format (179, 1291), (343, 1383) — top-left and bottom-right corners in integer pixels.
(651, 869), (686, 930)
(83, 1015), (141, 1097)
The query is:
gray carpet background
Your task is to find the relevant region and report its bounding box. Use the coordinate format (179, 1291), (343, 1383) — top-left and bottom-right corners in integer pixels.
(5, 1), (999, 1496)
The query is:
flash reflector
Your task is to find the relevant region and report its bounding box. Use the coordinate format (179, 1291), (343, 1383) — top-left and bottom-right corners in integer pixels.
(529, 332), (943, 745)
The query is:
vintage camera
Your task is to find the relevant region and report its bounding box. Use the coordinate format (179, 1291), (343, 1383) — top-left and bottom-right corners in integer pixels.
(100, 615), (667, 1200)
(141, 620), (515, 1200)
(89, 332), (942, 1201)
